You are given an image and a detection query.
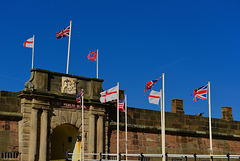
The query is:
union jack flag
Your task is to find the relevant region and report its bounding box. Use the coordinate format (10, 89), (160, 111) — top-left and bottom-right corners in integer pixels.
(193, 84), (208, 101)
(119, 98), (125, 112)
(76, 89), (84, 103)
(144, 77), (161, 95)
(56, 26), (70, 39)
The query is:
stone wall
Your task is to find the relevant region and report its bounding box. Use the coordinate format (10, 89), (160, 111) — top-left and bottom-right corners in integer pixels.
(109, 100), (240, 156)
(19, 68), (106, 161)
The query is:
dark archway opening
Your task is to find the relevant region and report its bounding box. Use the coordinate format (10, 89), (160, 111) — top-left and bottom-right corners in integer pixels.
(50, 124), (79, 160)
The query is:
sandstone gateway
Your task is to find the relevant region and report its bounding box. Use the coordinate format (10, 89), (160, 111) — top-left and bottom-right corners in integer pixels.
(0, 69), (240, 161)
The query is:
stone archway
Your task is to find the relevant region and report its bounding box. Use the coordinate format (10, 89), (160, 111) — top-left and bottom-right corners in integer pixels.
(50, 124), (79, 160)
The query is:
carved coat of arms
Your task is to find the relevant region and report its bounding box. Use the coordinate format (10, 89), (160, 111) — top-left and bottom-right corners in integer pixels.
(61, 77), (76, 94)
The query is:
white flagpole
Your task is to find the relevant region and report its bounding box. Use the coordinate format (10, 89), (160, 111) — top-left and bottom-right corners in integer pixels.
(125, 95), (128, 161)
(160, 89), (163, 158)
(160, 89), (163, 130)
(66, 20), (72, 74)
(208, 81), (213, 155)
(117, 82), (120, 161)
(81, 90), (85, 161)
(97, 49), (99, 79)
(32, 35), (35, 69)
(162, 73), (165, 161)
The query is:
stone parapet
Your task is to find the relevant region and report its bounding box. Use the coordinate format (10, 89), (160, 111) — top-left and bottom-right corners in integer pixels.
(119, 106), (240, 138)
(23, 68), (104, 101)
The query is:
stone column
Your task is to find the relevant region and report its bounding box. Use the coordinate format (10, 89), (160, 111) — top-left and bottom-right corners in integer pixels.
(28, 107), (39, 161)
(88, 112), (96, 158)
(97, 115), (104, 153)
(39, 108), (48, 161)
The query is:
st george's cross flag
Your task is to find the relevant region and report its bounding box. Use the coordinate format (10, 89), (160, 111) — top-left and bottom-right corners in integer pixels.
(100, 86), (118, 103)
(56, 26), (70, 39)
(144, 77), (161, 95)
(87, 51), (98, 61)
(23, 37), (34, 48)
(148, 90), (161, 105)
(193, 84), (208, 101)
(119, 98), (125, 112)
(76, 89), (84, 103)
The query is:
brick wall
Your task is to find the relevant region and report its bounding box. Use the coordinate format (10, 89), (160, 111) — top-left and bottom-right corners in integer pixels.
(0, 91), (21, 161)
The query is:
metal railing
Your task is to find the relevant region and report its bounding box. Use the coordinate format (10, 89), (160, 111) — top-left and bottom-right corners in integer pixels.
(1, 152), (20, 160)
(66, 152), (240, 161)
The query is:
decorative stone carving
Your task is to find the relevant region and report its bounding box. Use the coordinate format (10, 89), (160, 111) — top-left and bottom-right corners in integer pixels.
(61, 77), (76, 94)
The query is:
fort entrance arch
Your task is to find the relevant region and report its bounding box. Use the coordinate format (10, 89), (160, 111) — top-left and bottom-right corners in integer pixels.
(50, 124), (79, 160)
(19, 69), (109, 161)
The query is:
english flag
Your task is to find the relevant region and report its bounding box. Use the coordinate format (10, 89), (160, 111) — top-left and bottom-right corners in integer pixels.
(23, 37), (34, 48)
(100, 86), (118, 103)
(87, 51), (97, 61)
(148, 90), (161, 105)
(193, 84), (208, 101)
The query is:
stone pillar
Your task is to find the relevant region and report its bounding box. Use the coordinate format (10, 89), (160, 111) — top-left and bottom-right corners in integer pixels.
(88, 111), (96, 158)
(97, 115), (104, 153)
(39, 109), (49, 161)
(171, 98), (184, 114)
(28, 107), (39, 161)
(221, 106), (233, 121)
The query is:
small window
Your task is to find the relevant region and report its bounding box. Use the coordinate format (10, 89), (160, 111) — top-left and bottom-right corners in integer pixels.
(4, 121), (10, 130)
(68, 137), (72, 143)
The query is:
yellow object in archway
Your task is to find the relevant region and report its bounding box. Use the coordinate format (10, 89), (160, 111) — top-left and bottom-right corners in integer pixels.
(72, 139), (81, 160)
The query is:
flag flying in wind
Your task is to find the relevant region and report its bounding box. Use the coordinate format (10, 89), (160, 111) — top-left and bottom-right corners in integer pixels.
(148, 90), (161, 105)
(56, 26), (70, 39)
(100, 86), (118, 103)
(144, 77), (161, 94)
(87, 51), (97, 61)
(76, 89), (84, 103)
(193, 84), (208, 101)
(23, 37), (34, 48)
(119, 98), (125, 112)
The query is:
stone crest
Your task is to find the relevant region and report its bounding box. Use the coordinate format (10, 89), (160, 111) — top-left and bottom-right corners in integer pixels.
(61, 77), (76, 94)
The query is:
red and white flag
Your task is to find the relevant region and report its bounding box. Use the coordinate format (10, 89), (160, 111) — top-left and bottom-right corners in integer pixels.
(23, 37), (34, 48)
(149, 90), (161, 105)
(100, 86), (118, 103)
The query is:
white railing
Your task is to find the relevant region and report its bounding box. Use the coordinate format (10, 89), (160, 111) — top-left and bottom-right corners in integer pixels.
(66, 152), (240, 161)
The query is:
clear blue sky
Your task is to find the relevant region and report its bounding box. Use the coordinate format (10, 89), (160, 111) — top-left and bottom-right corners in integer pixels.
(1, 0), (240, 120)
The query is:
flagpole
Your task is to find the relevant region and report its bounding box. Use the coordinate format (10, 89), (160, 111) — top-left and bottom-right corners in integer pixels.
(117, 82), (120, 161)
(160, 89), (163, 132)
(125, 95), (128, 161)
(208, 81), (213, 155)
(162, 73), (165, 161)
(82, 90), (84, 161)
(32, 35), (35, 69)
(160, 89), (163, 159)
(97, 49), (99, 79)
(66, 20), (72, 74)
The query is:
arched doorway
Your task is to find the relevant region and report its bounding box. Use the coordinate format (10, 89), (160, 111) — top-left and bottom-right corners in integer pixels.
(50, 124), (79, 160)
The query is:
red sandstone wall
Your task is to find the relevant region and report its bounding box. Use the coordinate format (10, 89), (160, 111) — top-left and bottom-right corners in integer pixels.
(109, 130), (240, 155)
(108, 106), (240, 157)
(0, 120), (19, 152)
